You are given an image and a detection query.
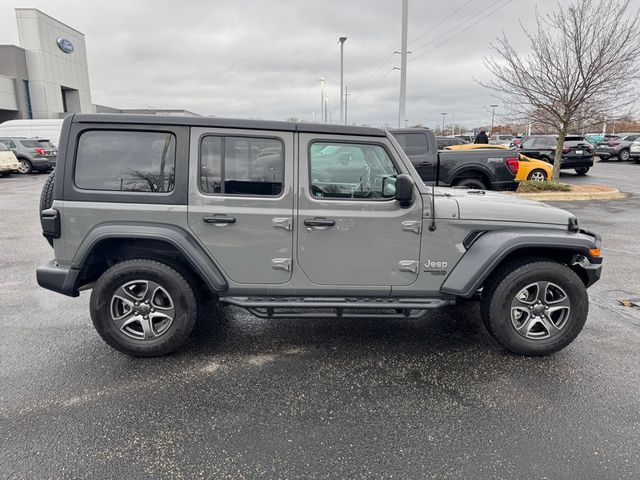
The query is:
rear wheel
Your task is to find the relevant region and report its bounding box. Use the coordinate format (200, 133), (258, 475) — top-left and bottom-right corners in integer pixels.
(527, 169), (547, 181)
(574, 167), (590, 175)
(90, 259), (198, 357)
(619, 149), (630, 161)
(17, 158), (32, 174)
(480, 260), (588, 356)
(453, 177), (487, 190)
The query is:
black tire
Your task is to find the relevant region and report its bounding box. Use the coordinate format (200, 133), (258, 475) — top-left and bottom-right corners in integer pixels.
(574, 167), (589, 175)
(480, 260), (588, 356)
(90, 259), (198, 357)
(526, 169), (548, 181)
(618, 149), (630, 161)
(453, 177), (487, 190)
(17, 158), (32, 174)
(39, 170), (55, 213)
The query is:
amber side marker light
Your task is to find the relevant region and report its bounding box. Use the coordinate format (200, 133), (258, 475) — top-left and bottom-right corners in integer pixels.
(589, 248), (602, 257)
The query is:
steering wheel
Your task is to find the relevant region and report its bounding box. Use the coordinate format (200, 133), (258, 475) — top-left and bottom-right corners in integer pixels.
(355, 165), (372, 192)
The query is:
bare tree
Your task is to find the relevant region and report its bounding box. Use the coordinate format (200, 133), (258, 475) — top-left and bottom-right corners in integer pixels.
(481, 0), (640, 181)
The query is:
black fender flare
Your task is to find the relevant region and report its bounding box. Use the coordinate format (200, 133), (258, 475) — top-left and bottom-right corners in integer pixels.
(440, 228), (601, 298)
(72, 222), (228, 293)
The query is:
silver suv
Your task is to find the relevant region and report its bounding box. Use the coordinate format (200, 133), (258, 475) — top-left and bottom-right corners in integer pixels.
(37, 114), (603, 357)
(0, 137), (57, 173)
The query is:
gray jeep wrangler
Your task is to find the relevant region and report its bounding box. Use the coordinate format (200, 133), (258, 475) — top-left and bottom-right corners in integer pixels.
(37, 114), (602, 357)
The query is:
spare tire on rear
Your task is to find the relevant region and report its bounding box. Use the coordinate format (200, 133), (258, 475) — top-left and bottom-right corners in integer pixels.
(39, 171), (56, 247)
(39, 170), (55, 213)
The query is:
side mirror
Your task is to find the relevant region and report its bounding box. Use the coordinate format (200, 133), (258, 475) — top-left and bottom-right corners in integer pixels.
(395, 174), (414, 207)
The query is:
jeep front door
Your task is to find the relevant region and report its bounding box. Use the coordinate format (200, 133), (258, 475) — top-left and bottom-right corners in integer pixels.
(188, 128), (294, 285)
(297, 134), (423, 287)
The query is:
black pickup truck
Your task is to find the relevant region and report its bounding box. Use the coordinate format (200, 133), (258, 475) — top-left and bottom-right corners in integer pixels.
(391, 128), (519, 190)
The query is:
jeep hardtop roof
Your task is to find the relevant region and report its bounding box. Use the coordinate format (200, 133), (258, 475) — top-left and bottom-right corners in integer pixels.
(69, 114), (387, 137)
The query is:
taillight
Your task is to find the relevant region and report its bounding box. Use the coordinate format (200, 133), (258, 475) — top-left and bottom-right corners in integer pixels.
(34, 148), (46, 155)
(506, 157), (519, 175)
(562, 147), (571, 154)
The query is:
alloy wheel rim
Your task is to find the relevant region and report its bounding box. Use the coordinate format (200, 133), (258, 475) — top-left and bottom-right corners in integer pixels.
(621, 151), (630, 160)
(18, 161), (30, 173)
(110, 279), (175, 340)
(530, 171), (546, 181)
(510, 281), (571, 340)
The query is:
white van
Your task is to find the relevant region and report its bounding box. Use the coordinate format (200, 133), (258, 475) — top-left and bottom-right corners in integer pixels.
(0, 119), (64, 147)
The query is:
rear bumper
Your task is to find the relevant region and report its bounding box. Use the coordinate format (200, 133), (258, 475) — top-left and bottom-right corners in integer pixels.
(560, 156), (594, 169)
(595, 147), (617, 158)
(491, 180), (519, 191)
(0, 163), (19, 172)
(36, 260), (80, 297)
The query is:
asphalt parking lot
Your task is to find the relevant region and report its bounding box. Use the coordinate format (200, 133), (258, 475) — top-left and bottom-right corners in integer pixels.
(1, 162), (639, 479)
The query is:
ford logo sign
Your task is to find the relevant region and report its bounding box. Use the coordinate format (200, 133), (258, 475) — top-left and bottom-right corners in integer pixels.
(56, 37), (74, 54)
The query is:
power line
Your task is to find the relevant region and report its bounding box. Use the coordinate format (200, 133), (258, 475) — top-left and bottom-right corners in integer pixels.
(409, 0), (475, 46)
(411, 0), (515, 62)
(410, 0), (507, 56)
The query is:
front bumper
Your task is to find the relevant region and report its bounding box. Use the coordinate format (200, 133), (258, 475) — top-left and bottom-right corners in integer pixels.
(36, 260), (80, 297)
(0, 163), (19, 173)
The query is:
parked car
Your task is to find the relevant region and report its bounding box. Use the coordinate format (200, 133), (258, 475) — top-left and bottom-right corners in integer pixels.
(0, 119), (64, 147)
(0, 137), (57, 173)
(446, 143), (553, 182)
(489, 135), (515, 146)
(583, 133), (605, 145)
(37, 113), (602, 357)
(454, 134), (472, 143)
(595, 132), (640, 161)
(629, 139), (640, 161)
(0, 142), (19, 176)
(510, 136), (526, 148)
(392, 128), (519, 190)
(517, 135), (594, 175)
(436, 136), (467, 149)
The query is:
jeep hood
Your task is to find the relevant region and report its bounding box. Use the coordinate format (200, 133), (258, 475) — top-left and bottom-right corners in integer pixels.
(439, 188), (574, 226)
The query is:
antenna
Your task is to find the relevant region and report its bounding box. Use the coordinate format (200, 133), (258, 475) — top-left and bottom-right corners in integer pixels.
(428, 183), (437, 232)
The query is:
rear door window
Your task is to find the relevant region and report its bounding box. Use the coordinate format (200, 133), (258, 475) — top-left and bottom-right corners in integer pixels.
(393, 133), (429, 157)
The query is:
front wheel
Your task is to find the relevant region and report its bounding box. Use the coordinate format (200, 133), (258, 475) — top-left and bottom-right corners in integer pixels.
(90, 259), (198, 356)
(619, 149), (630, 161)
(481, 260), (588, 356)
(527, 169), (547, 181)
(574, 167), (589, 175)
(17, 158), (32, 174)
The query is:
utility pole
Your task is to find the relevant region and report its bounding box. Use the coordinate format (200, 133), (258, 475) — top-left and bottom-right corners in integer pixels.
(441, 112), (447, 136)
(320, 78), (325, 123)
(338, 37), (347, 125)
(324, 94), (329, 124)
(344, 85), (351, 125)
(490, 104), (498, 133)
(397, 0), (408, 128)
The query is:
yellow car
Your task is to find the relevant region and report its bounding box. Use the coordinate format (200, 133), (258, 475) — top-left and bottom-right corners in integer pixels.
(445, 143), (553, 181)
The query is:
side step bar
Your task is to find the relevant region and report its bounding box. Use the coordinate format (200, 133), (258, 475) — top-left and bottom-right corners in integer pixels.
(219, 296), (455, 320)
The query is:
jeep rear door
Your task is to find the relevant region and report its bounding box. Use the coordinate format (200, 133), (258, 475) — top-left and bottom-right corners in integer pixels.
(297, 134), (423, 287)
(188, 128), (294, 285)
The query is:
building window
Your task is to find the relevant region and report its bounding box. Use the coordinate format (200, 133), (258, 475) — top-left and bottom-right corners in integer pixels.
(199, 136), (284, 196)
(75, 130), (176, 192)
(23, 80), (32, 119)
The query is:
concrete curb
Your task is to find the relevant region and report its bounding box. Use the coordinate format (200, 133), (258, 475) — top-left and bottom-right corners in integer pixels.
(515, 187), (628, 201)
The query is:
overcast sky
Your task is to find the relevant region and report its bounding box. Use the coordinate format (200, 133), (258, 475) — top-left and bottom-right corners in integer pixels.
(1, 0), (638, 129)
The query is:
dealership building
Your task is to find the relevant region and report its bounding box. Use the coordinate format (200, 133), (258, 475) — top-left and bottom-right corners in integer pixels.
(0, 9), (198, 123)
(0, 8), (95, 122)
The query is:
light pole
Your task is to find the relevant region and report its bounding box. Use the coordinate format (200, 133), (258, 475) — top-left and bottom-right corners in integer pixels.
(344, 85), (351, 125)
(320, 77), (325, 123)
(338, 36), (347, 125)
(397, 0), (408, 128)
(441, 112), (447, 136)
(490, 104), (498, 133)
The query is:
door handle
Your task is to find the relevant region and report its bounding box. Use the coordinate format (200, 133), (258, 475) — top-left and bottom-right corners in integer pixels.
(419, 161), (433, 166)
(203, 215), (236, 224)
(304, 218), (336, 227)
